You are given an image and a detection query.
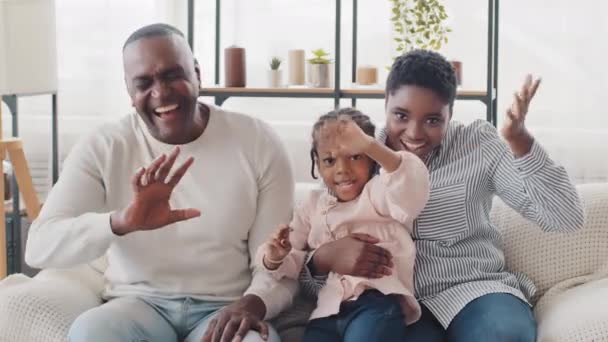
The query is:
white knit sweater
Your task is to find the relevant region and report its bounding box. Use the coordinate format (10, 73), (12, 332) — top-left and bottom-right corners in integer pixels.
(25, 104), (297, 319)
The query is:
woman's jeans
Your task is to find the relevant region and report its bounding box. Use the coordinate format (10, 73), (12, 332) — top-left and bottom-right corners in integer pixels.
(303, 292), (536, 342)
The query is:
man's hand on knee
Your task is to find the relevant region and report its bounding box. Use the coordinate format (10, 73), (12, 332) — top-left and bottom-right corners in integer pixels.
(202, 295), (268, 342)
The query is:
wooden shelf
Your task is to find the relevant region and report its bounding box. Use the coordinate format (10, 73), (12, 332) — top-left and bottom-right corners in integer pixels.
(200, 87), (491, 102)
(201, 87), (334, 94)
(342, 88), (488, 97)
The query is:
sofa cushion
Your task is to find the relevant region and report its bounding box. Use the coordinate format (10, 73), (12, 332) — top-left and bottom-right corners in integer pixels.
(491, 182), (608, 303)
(535, 277), (608, 342)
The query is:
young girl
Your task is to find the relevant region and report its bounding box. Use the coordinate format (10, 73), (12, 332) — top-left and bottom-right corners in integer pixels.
(256, 108), (430, 342)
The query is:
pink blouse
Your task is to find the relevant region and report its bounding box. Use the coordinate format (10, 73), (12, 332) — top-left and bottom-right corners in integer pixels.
(257, 151), (430, 324)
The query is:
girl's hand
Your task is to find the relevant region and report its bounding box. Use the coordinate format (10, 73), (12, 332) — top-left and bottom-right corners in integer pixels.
(263, 224), (292, 270)
(335, 115), (374, 155)
(318, 115), (373, 156)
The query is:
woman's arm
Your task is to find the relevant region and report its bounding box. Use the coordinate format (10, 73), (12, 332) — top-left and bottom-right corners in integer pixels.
(483, 75), (584, 232)
(298, 233), (394, 298)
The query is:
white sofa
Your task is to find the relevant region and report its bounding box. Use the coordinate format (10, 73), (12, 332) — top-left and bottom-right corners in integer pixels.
(1, 120), (608, 342)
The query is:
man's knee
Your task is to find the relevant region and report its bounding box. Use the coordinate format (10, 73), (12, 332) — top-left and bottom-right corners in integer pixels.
(68, 308), (128, 341)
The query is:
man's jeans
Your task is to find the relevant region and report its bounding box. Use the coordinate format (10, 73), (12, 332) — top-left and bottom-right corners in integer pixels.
(68, 296), (281, 342)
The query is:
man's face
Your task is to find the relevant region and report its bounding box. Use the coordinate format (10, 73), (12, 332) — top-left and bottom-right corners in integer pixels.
(385, 85), (451, 160)
(123, 35), (201, 144)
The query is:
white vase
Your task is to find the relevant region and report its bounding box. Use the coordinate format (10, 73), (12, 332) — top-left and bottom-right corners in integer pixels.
(268, 70), (282, 88)
(307, 63), (332, 88)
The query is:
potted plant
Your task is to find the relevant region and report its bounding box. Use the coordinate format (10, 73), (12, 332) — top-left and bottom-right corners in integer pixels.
(307, 49), (333, 88)
(389, 0), (461, 85)
(268, 56), (283, 88)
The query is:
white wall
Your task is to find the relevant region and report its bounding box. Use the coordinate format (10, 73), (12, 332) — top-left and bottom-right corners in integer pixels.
(192, 0), (608, 129)
(2, 0), (608, 198)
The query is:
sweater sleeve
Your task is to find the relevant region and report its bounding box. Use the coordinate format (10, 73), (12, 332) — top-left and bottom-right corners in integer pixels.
(243, 122), (298, 320)
(368, 151), (430, 227)
(25, 132), (117, 269)
(255, 198), (313, 281)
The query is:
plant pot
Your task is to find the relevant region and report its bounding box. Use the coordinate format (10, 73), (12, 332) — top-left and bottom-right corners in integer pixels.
(268, 70), (282, 88)
(450, 60), (463, 86)
(307, 63), (333, 88)
(356, 65), (378, 86)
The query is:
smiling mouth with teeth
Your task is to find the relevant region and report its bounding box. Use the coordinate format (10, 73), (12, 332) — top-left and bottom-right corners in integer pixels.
(154, 104), (179, 116)
(400, 139), (426, 151)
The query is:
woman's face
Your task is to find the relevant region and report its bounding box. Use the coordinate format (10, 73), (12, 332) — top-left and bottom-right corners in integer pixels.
(385, 85), (451, 160)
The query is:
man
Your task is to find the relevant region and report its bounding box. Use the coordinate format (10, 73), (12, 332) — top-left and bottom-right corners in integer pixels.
(25, 23), (296, 342)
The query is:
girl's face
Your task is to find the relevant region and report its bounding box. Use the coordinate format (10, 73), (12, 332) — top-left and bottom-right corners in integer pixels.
(315, 131), (374, 202)
(385, 85), (451, 160)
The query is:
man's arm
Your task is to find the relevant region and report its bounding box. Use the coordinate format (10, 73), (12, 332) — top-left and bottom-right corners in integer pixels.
(244, 122), (297, 319)
(25, 133), (115, 269)
(202, 121), (297, 342)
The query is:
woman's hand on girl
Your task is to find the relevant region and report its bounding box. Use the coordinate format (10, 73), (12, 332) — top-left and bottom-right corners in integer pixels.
(313, 233), (393, 278)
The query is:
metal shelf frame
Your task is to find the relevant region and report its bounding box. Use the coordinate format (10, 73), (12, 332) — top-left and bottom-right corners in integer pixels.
(187, 0), (499, 126)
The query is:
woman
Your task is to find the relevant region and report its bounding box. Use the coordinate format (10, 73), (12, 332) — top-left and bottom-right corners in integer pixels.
(299, 49), (584, 341)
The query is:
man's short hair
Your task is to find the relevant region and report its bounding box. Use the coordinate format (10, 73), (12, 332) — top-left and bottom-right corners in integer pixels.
(123, 23), (185, 51)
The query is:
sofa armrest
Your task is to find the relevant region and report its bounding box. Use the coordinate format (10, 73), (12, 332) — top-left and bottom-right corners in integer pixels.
(535, 277), (608, 342)
(0, 263), (104, 342)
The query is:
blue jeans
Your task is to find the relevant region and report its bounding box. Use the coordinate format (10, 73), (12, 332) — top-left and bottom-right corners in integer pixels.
(404, 293), (537, 342)
(303, 290), (406, 342)
(68, 296), (281, 342)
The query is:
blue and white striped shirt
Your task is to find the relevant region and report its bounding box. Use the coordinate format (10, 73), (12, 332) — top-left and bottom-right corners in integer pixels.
(299, 119), (584, 328)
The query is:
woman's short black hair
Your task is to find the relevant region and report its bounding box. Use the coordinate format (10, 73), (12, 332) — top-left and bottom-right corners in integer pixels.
(386, 49), (457, 109)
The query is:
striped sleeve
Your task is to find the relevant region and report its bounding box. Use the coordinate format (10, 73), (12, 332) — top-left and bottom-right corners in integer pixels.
(480, 122), (585, 232)
(298, 251), (327, 299)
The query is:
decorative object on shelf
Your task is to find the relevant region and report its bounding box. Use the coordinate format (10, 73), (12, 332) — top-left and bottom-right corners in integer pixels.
(268, 56), (283, 88)
(389, 0), (451, 55)
(287, 49), (305, 86)
(0, 0), (55, 279)
(307, 49), (333, 88)
(224, 45), (246, 87)
(356, 65), (378, 86)
(451, 60), (463, 86)
(194, 0), (498, 123)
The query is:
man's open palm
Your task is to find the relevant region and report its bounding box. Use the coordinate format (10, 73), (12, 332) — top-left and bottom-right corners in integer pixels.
(112, 146), (201, 235)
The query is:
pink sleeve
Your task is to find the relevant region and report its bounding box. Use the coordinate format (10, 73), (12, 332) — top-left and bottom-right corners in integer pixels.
(369, 151), (430, 226)
(255, 195), (314, 280)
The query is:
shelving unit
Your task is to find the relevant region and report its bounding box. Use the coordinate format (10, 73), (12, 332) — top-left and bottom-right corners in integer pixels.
(188, 0), (499, 126)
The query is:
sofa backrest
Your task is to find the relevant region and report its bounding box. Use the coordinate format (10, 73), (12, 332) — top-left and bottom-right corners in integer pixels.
(491, 182), (608, 303)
